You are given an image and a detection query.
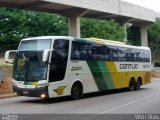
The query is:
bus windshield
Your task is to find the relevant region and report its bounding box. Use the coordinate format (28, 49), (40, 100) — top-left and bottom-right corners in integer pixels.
(13, 39), (52, 81)
(19, 39), (51, 51)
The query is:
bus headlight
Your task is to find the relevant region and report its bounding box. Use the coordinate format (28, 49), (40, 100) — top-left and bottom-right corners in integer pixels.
(36, 83), (47, 88)
(41, 94), (46, 98)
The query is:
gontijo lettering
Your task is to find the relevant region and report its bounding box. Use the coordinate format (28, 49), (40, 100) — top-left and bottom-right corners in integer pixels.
(120, 64), (138, 70)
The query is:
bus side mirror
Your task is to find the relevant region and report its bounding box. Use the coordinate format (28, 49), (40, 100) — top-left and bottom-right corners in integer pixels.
(5, 50), (17, 64)
(43, 49), (53, 63)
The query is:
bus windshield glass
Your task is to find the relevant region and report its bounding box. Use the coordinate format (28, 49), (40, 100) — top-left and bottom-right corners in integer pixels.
(13, 39), (52, 81)
(19, 39), (51, 51)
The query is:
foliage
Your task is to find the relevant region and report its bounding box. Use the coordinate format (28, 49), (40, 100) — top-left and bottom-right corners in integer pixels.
(148, 17), (160, 61)
(81, 18), (125, 42)
(0, 7), (125, 48)
(0, 7), (68, 47)
(0, 8), (25, 45)
(127, 26), (141, 46)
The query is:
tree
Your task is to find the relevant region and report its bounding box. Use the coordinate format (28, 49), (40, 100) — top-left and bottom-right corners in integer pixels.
(24, 11), (68, 37)
(0, 7), (68, 47)
(0, 7), (125, 48)
(81, 18), (125, 42)
(0, 8), (26, 46)
(148, 17), (160, 61)
(127, 26), (141, 46)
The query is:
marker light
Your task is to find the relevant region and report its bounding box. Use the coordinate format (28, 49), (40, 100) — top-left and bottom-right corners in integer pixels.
(14, 92), (17, 95)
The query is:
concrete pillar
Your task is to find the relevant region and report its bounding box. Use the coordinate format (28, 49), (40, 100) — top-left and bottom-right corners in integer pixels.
(61, 9), (88, 38)
(118, 22), (128, 43)
(140, 26), (148, 46)
(123, 23), (127, 43)
(69, 17), (80, 38)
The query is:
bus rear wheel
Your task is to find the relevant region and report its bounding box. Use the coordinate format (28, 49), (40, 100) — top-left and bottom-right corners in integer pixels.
(71, 82), (83, 100)
(135, 79), (142, 90)
(129, 78), (135, 91)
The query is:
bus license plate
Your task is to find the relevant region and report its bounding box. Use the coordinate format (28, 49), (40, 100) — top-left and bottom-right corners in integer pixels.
(23, 91), (29, 95)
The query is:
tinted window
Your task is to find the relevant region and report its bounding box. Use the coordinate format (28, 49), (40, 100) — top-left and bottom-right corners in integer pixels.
(71, 41), (150, 62)
(49, 39), (69, 82)
(88, 44), (104, 60)
(136, 49), (144, 61)
(104, 46), (111, 60)
(144, 50), (150, 62)
(110, 46), (118, 61)
(117, 47), (127, 61)
(71, 41), (89, 60)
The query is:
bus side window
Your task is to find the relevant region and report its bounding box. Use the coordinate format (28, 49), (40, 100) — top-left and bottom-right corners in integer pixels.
(125, 48), (130, 61)
(111, 46), (118, 61)
(49, 39), (69, 82)
(144, 50), (150, 62)
(88, 44), (104, 60)
(104, 46), (110, 60)
(130, 48), (136, 62)
(117, 47), (126, 61)
(71, 42), (80, 60)
(104, 46), (117, 61)
(139, 50), (144, 62)
(71, 41), (89, 60)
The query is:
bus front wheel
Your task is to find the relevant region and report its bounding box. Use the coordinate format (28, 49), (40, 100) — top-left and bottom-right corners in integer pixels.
(71, 82), (83, 100)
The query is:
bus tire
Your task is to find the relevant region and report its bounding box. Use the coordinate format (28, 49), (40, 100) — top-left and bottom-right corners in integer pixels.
(71, 82), (83, 100)
(129, 78), (135, 91)
(135, 78), (142, 90)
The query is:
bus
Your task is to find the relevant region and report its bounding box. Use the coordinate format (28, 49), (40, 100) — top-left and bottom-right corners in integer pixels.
(5, 36), (151, 99)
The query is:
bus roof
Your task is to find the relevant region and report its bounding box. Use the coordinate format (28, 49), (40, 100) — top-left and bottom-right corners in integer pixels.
(21, 36), (73, 41)
(21, 36), (150, 51)
(88, 38), (125, 45)
(75, 38), (150, 51)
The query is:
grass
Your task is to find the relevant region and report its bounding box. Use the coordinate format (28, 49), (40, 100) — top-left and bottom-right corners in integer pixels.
(0, 58), (7, 67)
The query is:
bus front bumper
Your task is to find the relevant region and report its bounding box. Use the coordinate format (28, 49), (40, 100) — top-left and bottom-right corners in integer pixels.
(13, 86), (49, 98)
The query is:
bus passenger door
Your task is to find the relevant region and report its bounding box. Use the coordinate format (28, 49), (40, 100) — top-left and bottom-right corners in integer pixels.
(48, 39), (69, 98)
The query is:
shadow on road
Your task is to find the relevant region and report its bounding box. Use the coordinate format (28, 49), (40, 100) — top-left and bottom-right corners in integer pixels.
(18, 87), (149, 104)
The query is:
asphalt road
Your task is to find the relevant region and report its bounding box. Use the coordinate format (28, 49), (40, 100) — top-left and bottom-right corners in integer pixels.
(1, 79), (160, 120)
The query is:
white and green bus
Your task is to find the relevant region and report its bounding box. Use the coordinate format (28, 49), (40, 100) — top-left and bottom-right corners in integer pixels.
(5, 36), (151, 99)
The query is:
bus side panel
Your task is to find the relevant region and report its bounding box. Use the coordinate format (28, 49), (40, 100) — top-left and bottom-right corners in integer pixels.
(69, 60), (124, 94)
(106, 62), (125, 89)
(87, 61), (116, 91)
(144, 71), (151, 84)
(69, 61), (99, 93)
(49, 61), (151, 98)
(114, 62), (151, 87)
(125, 71), (145, 85)
(48, 79), (71, 98)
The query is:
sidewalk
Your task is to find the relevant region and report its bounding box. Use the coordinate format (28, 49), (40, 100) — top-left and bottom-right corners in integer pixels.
(152, 77), (160, 81)
(0, 93), (16, 99)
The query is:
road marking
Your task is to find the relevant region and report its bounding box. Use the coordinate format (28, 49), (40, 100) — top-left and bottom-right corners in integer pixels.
(101, 91), (160, 113)
(83, 91), (160, 120)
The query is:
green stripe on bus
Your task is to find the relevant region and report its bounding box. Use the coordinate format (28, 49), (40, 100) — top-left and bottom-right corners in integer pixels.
(87, 61), (108, 91)
(97, 62), (115, 89)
